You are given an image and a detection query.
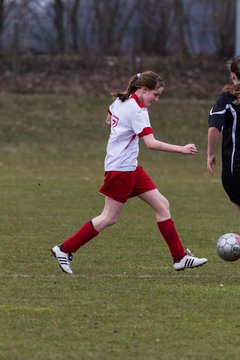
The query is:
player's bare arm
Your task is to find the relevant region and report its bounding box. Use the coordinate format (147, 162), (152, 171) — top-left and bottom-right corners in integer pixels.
(207, 126), (220, 175)
(106, 113), (111, 125)
(142, 133), (198, 155)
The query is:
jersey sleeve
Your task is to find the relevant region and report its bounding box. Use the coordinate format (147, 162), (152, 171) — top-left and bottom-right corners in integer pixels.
(208, 93), (227, 131)
(108, 100), (116, 115)
(132, 109), (153, 137)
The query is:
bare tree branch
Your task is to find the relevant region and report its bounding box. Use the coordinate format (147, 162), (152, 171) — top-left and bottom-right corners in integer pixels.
(69, 0), (81, 53)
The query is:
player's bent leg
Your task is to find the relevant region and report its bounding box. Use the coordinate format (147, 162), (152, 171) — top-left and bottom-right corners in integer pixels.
(138, 189), (170, 221)
(139, 189), (185, 259)
(138, 189), (208, 270)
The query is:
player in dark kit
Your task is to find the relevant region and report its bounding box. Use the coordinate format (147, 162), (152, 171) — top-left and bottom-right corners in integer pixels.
(207, 56), (240, 210)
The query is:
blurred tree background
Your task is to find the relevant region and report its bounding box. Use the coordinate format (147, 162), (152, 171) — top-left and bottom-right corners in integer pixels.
(0, 0), (237, 97)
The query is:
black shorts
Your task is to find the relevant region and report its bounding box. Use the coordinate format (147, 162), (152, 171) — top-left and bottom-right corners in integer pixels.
(222, 173), (240, 206)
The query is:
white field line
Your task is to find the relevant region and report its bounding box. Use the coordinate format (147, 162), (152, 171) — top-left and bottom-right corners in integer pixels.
(0, 273), (213, 279)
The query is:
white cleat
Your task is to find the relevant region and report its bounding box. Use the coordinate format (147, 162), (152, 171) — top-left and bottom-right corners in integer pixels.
(173, 249), (208, 271)
(51, 245), (73, 274)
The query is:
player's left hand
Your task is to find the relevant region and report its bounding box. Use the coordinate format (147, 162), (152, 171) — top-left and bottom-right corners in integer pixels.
(182, 144), (198, 155)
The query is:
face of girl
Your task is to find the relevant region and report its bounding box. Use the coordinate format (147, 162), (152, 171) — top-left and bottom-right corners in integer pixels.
(141, 87), (164, 107)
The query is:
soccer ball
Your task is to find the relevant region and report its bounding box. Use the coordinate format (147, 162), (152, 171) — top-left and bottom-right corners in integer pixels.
(216, 233), (240, 262)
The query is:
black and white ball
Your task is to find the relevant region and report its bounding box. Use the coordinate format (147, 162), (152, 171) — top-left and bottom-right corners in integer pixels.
(216, 233), (240, 262)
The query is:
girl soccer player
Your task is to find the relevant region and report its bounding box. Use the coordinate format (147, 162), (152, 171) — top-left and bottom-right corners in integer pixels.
(52, 70), (207, 274)
(208, 56), (240, 211)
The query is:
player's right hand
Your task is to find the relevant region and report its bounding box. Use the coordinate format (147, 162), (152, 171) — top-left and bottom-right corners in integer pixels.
(207, 154), (216, 175)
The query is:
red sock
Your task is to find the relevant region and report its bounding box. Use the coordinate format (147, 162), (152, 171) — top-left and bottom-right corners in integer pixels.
(61, 221), (99, 253)
(157, 219), (185, 260)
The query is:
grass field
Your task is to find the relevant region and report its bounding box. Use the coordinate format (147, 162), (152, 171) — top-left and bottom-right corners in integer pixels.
(1, 94), (240, 360)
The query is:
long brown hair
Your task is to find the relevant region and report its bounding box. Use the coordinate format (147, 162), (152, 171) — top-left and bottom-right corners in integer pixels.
(222, 56), (240, 104)
(111, 71), (165, 102)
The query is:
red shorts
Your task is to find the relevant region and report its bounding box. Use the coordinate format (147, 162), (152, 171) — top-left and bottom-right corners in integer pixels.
(99, 165), (157, 203)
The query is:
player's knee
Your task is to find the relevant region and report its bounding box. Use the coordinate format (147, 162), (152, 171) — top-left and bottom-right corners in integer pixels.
(105, 215), (119, 227)
(162, 197), (170, 211)
(156, 197), (170, 218)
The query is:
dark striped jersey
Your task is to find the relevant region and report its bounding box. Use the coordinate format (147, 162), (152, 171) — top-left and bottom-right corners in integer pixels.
(209, 92), (240, 176)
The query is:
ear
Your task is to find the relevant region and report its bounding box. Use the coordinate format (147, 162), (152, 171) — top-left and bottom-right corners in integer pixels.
(231, 72), (238, 84)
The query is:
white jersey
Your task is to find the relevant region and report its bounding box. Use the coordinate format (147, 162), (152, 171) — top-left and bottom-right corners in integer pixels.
(105, 93), (153, 171)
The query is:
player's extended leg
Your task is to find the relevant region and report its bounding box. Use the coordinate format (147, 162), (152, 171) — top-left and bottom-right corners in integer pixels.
(138, 189), (207, 270)
(52, 197), (124, 274)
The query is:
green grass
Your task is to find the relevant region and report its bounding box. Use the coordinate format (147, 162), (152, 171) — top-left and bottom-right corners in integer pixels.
(1, 94), (240, 360)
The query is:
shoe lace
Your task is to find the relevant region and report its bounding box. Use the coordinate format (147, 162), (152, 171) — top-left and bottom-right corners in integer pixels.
(186, 248), (194, 257)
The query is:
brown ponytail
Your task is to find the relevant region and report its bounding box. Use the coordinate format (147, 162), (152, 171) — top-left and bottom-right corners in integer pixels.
(111, 71), (165, 102)
(222, 84), (240, 105)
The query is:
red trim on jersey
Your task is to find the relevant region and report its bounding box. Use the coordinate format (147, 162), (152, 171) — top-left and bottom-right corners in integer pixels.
(138, 127), (153, 137)
(125, 134), (136, 149)
(108, 107), (112, 115)
(130, 93), (145, 108)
